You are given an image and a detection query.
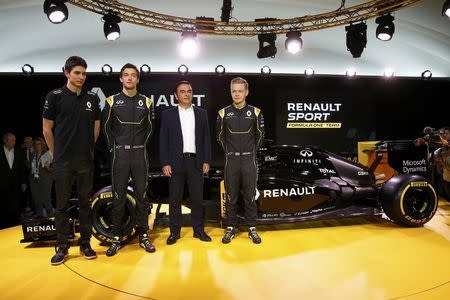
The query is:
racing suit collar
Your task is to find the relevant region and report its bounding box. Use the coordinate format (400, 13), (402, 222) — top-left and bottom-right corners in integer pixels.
(232, 102), (247, 110)
(120, 91), (139, 99)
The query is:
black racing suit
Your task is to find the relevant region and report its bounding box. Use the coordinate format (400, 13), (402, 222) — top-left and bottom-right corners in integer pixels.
(217, 103), (264, 227)
(103, 92), (153, 237)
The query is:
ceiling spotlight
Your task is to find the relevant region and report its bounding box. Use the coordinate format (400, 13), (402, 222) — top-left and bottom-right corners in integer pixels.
(346, 68), (356, 77)
(443, 0), (450, 18)
(140, 64), (151, 75)
(345, 22), (367, 58)
(421, 70), (432, 80)
(180, 31), (199, 58)
(376, 14), (395, 41)
(257, 32), (277, 59)
(178, 64), (189, 75)
(43, 0), (68, 24)
(285, 31), (303, 54)
(261, 65), (271, 75)
(383, 68), (394, 78)
(103, 10), (122, 41)
(22, 64), (34, 75)
(221, 0), (233, 22)
(215, 65), (226, 75)
(102, 64), (113, 76)
(304, 67), (315, 76)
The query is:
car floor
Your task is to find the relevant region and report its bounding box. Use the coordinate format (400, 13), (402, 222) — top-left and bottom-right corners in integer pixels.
(1, 200), (449, 300)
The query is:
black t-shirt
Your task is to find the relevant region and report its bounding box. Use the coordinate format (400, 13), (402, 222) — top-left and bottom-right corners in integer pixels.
(42, 86), (100, 163)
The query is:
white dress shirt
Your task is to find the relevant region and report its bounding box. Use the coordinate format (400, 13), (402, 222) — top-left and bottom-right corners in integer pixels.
(3, 146), (14, 169)
(178, 105), (196, 153)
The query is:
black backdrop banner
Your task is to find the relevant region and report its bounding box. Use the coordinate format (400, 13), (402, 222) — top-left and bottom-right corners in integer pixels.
(0, 73), (448, 167)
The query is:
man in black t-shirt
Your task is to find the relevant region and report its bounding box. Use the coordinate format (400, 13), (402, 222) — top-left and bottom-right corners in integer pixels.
(42, 56), (100, 266)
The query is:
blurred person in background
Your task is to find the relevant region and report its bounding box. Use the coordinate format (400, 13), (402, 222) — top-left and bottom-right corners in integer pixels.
(0, 133), (27, 228)
(29, 137), (54, 218)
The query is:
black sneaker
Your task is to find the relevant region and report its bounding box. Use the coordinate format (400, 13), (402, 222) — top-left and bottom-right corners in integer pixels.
(51, 243), (69, 266)
(80, 243), (97, 260)
(106, 237), (121, 257)
(248, 227), (262, 244)
(139, 234), (156, 253)
(222, 227), (235, 244)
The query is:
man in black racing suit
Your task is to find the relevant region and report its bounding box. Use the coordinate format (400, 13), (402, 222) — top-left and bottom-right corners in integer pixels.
(102, 63), (155, 256)
(217, 77), (265, 244)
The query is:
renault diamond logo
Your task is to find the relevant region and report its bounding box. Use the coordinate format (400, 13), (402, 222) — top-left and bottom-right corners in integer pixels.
(300, 150), (313, 157)
(86, 101), (92, 108)
(246, 110), (252, 117)
(138, 100), (144, 106)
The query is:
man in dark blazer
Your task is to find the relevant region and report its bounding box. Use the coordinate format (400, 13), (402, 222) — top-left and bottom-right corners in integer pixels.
(0, 133), (26, 229)
(160, 81), (212, 244)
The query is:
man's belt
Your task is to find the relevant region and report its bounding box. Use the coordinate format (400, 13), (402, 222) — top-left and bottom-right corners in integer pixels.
(226, 151), (252, 156)
(183, 152), (196, 158)
(115, 145), (145, 150)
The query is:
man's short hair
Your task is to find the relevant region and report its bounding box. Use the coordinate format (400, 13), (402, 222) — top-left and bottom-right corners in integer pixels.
(230, 77), (249, 90)
(120, 63), (140, 78)
(174, 81), (192, 93)
(2, 132), (15, 143)
(64, 56), (87, 72)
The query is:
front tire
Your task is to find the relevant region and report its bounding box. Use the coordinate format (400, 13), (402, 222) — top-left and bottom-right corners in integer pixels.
(91, 187), (138, 243)
(380, 174), (438, 227)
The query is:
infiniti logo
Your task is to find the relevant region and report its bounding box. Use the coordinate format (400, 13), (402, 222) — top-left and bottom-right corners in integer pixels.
(300, 150), (313, 157)
(116, 100), (124, 105)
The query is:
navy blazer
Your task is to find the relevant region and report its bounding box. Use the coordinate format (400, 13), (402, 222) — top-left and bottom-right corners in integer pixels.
(159, 106), (212, 172)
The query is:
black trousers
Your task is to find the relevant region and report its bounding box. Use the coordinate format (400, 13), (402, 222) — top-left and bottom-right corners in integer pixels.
(53, 160), (93, 245)
(111, 148), (149, 236)
(224, 154), (258, 227)
(169, 157), (204, 234)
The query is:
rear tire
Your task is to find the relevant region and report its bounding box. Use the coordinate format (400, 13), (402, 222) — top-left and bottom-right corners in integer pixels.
(380, 174), (438, 227)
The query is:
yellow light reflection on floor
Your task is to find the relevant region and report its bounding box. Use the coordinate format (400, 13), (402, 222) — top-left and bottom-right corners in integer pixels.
(1, 200), (449, 300)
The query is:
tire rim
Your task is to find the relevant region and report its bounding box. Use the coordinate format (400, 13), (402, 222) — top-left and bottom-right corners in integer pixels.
(403, 187), (435, 220)
(95, 200), (134, 235)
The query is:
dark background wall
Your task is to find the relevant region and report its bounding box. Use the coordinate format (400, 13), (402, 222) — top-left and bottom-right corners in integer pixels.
(0, 73), (448, 168)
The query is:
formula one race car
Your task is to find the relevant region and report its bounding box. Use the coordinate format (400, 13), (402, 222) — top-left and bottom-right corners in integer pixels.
(21, 141), (438, 244)
(86, 141), (437, 244)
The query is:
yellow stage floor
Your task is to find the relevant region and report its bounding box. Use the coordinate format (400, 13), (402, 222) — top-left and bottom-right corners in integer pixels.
(1, 200), (449, 300)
